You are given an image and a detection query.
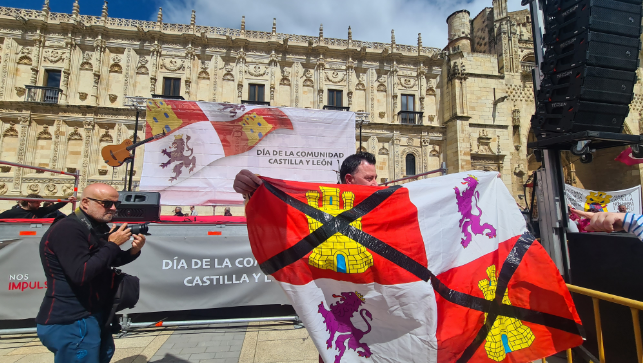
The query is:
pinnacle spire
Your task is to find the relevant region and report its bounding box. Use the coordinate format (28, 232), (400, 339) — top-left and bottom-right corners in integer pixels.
(190, 10), (195, 28)
(101, 1), (108, 19)
(391, 29), (396, 45)
(241, 16), (245, 31)
(72, 0), (80, 18)
(42, 0), (50, 13)
(418, 33), (422, 48)
(272, 18), (276, 35)
(319, 23), (324, 40)
(348, 26), (352, 41)
(157, 7), (163, 24)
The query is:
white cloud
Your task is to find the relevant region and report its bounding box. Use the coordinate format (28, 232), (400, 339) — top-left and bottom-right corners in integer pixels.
(159, 0), (526, 48)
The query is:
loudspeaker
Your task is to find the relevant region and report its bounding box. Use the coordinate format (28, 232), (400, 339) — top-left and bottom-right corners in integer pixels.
(544, 0), (642, 14)
(532, 0), (642, 135)
(538, 65), (636, 103)
(534, 99), (630, 133)
(114, 192), (161, 222)
(542, 31), (640, 73)
(544, 0), (642, 42)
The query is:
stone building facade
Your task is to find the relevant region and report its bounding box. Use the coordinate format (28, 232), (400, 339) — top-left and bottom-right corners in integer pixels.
(0, 0), (640, 214)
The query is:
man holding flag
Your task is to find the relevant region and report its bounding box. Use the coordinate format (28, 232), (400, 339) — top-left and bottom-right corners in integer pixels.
(235, 153), (583, 362)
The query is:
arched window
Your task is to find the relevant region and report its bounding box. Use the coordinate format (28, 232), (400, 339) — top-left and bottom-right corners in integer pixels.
(406, 154), (416, 176)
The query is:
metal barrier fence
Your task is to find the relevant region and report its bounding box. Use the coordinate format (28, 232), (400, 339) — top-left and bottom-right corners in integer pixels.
(379, 162), (448, 186)
(566, 284), (643, 363)
(0, 160), (78, 210)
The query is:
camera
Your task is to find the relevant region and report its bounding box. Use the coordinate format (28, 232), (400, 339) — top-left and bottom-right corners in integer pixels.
(113, 223), (150, 236)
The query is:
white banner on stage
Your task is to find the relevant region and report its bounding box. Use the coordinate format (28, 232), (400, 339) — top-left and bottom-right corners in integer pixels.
(565, 184), (642, 214)
(140, 100), (355, 206)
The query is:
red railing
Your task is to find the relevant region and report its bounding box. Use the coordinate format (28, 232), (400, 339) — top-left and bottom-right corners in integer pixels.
(0, 160), (79, 210)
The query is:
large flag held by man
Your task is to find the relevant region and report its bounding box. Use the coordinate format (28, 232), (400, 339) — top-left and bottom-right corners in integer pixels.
(246, 171), (583, 362)
(140, 100), (354, 205)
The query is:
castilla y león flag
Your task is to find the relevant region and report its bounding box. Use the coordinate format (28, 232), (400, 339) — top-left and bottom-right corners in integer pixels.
(246, 171), (583, 363)
(140, 100), (354, 206)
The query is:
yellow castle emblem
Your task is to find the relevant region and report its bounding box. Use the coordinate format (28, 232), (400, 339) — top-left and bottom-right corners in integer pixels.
(146, 99), (183, 136)
(584, 191), (612, 212)
(306, 187), (373, 274)
(240, 113), (273, 146)
(478, 265), (535, 362)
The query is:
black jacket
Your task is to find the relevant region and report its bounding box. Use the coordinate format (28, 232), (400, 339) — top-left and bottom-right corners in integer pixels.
(0, 202), (68, 219)
(36, 211), (140, 325)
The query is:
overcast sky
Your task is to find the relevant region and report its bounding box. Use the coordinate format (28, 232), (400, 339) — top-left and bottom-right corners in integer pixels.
(12, 0), (525, 49)
(159, 0), (526, 48)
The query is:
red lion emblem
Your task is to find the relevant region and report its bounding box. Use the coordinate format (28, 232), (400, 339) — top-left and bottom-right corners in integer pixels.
(160, 134), (196, 182)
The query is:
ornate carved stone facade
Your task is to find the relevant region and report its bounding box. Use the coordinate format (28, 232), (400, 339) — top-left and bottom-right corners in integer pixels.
(0, 0), (639, 213)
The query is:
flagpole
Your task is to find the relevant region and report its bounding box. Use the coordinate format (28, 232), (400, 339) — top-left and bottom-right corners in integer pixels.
(125, 96), (147, 192)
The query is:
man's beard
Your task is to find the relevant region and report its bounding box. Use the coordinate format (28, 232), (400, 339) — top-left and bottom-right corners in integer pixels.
(97, 212), (115, 223)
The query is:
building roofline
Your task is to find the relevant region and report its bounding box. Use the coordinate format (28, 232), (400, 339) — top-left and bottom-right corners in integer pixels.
(472, 7), (493, 21)
(446, 10), (470, 24)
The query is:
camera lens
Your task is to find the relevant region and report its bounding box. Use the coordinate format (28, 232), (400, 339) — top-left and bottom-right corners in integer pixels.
(130, 223), (149, 235)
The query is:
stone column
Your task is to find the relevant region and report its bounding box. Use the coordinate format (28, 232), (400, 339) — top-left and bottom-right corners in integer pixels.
(122, 48), (132, 97)
(269, 49), (277, 102)
(80, 119), (94, 189)
(30, 31), (44, 86)
(150, 41), (160, 95)
(92, 37), (105, 106)
(185, 45), (194, 100)
(315, 52), (325, 109)
(294, 62), (300, 108)
(236, 48), (245, 103)
(211, 55), (218, 102)
(49, 120), (62, 174)
(60, 33), (75, 104)
(11, 115), (31, 194)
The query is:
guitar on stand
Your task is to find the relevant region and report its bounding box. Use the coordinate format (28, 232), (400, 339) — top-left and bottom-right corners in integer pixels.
(102, 131), (166, 167)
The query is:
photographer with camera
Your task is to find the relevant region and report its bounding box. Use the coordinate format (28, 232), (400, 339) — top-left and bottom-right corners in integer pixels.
(35, 183), (145, 363)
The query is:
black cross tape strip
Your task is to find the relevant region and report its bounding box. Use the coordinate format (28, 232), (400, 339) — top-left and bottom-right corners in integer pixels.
(257, 180), (582, 360)
(259, 180), (400, 275)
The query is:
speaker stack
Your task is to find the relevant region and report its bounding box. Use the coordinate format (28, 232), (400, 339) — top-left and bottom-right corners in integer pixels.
(532, 0), (643, 136)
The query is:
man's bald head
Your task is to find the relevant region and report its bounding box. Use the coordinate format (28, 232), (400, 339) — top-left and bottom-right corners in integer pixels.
(81, 183), (119, 200)
(80, 183), (120, 223)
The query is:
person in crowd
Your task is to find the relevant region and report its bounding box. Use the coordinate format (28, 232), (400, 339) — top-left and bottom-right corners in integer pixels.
(224, 207), (233, 216)
(35, 183), (145, 363)
(174, 207), (184, 217)
(190, 206), (198, 216)
(233, 152), (378, 197)
(618, 204), (628, 213)
(0, 193), (76, 219)
(570, 207), (643, 240)
(42, 202), (66, 219)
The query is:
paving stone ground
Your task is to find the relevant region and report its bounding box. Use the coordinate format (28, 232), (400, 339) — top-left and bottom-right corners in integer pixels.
(0, 323), (571, 363)
(0, 320), (318, 363)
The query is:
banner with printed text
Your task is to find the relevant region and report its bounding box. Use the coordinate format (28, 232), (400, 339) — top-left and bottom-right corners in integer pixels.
(140, 100), (355, 206)
(0, 230), (288, 320)
(565, 184), (642, 213)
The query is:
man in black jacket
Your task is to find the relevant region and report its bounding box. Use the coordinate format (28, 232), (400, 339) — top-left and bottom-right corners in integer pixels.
(36, 183), (146, 363)
(0, 193), (76, 219)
